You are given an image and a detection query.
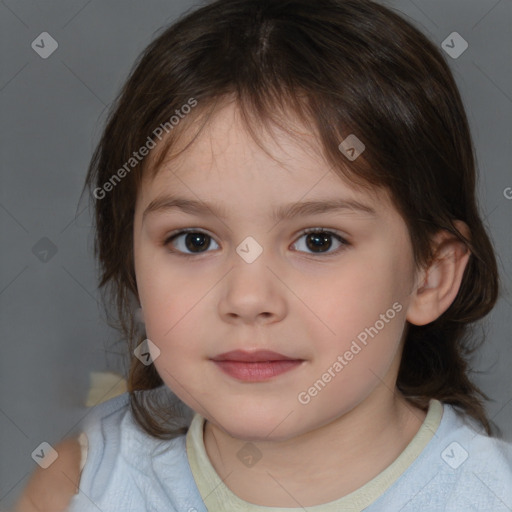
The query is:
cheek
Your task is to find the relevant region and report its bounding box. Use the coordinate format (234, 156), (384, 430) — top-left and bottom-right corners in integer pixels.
(303, 251), (410, 363)
(135, 254), (214, 350)
(140, 282), (200, 342)
(315, 260), (404, 329)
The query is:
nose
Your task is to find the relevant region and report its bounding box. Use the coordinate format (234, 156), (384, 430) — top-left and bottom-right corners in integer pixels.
(218, 252), (287, 325)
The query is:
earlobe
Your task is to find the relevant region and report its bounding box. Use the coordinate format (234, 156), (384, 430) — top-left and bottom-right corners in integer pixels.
(406, 222), (471, 326)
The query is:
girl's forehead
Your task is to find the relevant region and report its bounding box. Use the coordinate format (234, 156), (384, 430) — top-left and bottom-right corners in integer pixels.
(140, 157), (388, 224)
(145, 98), (323, 174)
(140, 100), (386, 211)
(147, 106), (325, 187)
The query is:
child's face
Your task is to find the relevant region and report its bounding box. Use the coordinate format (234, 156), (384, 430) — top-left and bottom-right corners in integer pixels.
(133, 102), (420, 441)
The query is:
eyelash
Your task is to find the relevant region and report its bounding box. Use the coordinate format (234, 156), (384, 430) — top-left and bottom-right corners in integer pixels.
(162, 228), (350, 258)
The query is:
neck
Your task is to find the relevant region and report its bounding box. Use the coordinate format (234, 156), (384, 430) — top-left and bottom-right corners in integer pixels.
(203, 390), (427, 508)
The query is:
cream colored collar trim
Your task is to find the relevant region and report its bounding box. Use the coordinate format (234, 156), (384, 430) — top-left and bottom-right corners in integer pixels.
(186, 400), (443, 511)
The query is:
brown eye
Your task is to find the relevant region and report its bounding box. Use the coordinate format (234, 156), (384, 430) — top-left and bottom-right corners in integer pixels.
(165, 230), (219, 255)
(305, 231), (333, 252)
(293, 229), (348, 255)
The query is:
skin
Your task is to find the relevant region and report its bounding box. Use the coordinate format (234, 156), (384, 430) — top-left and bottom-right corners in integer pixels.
(132, 100), (470, 507)
(14, 438), (81, 512)
(16, 99), (470, 510)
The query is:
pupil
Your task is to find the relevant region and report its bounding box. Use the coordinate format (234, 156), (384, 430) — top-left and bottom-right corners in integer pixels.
(307, 232), (331, 252)
(182, 232), (332, 253)
(185, 233), (209, 252)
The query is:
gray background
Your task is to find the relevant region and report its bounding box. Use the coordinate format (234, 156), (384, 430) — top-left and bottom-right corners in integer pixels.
(1, 0), (511, 509)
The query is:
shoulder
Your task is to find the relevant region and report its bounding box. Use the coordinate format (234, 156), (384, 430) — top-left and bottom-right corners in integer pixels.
(67, 389), (197, 509)
(14, 437), (83, 512)
(374, 402), (512, 511)
(433, 404), (512, 510)
(15, 393), (131, 512)
(441, 404), (512, 466)
(444, 433), (512, 511)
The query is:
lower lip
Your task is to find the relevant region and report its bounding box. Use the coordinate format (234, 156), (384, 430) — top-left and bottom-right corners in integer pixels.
(212, 360), (303, 382)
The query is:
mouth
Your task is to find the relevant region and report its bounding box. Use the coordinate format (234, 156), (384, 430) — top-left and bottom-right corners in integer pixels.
(210, 350), (304, 382)
(210, 349), (301, 362)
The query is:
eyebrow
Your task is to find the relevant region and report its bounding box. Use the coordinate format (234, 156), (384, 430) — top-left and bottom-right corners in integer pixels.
(142, 195), (377, 223)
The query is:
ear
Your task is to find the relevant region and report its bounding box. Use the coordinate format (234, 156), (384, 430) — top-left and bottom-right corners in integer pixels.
(406, 221), (471, 326)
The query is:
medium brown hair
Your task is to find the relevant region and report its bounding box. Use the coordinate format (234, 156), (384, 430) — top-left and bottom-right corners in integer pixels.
(83, 0), (501, 439)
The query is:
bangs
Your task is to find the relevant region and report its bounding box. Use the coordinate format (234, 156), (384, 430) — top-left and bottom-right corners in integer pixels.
(143, 89), (379, 197)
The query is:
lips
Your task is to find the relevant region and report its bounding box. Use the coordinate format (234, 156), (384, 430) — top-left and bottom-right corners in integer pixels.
(210, 349), (304, 382)
(211, 349), (300, 362)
